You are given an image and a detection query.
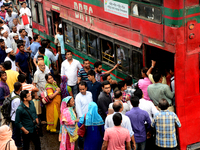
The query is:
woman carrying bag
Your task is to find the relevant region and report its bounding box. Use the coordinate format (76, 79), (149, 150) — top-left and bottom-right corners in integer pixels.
(59, 96), (79, 150)
(78, 102), (104, 150)
(0, 125), (17, 150)
(45, 74), (61, 133)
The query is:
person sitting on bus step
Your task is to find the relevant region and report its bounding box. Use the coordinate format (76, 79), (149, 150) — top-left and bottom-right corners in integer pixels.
(78, 59), (94, 84)
(147, 71), (174, 112)
(102, 73), (118, 95)
(152, 99), (181, 150)
(147, 60), (167, 84)
(94, 61), (119, 82)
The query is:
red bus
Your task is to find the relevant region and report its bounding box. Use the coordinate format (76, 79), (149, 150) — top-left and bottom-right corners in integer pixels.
(31, 0), (200, 149)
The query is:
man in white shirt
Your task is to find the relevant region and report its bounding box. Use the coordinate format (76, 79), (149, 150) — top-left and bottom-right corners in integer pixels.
(61, 50), (82, 97)
(0, 20), (10, 34)
(75, 81), (93, 118)
(10, 82), (22, 147)
(4, 48), (18, 71)
(1, 30), (11, 48)
(105, 101), (136, 149)
(9, 26), (19, 42)
(133, 88), (159, 121)
(5, 9), (18, 29)
(19, 2), (32, 37)
(109, 90), (130, 115)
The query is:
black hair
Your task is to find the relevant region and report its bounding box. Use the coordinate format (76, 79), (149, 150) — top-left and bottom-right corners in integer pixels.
(113, 101), (122, 112)
(16, 40), (23, 44)
(153, 72), (162, 83)
(94, 61), (102, 68)
(39, 47), (45, 54)
(37, 55), (44, 60)
(0, 62), (5, 68)
(18, 74), (26, 83)
(158, 99), (169, 110)
(101, 80), (110, 88)
(141, 67), (148, 77)
(21, 2), (26, 5)
(28, 36), (32, 42)
(17, 43), (24, 49)
(20, 90), (29, 101)
(118, 81), (126, 90)
(79, 81), (87, 88)
(0, 39), (4, 42)
(102, 73), (110, 81)
(124, 76), (132, 86)
(45, 73), (53, 81)
(0, 20), (3, 24)
(130, 96), (140, 107)
(58, 28), (62, 34)
(14, 82), (22, 92)
(134, 88), (143, 99)
(0, 27), (3, 30)
(41, 40), (48, 48)
(113, 113), (122, 126)
(65, 50), (72, 55)
(19, 29), (25, 34)
(0, 70), (6, 77)
(83, 59), (89, 64)
(46, 39), (50, 44)
(1, 5), (5, 8)
(87, 69), (95, 77)
(33, 34), (40, 41)
(114, 90), (122, 99)
(7, 9), (11, 12)
(4, 61), (11, 70)
(8, 6), (12, 9)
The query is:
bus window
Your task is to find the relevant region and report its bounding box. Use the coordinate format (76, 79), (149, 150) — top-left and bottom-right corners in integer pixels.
(74, 27), (81, 50)
(47, 15), (53, 36)
(37, 3), (44, 25)
(131, 2), (162, 23)
(116, 45), (131, 74)
(80, 30), (86, 53)
(87, 33), (100, 59)
(132, 50), (143, 78)
(30, 1), (37, 22)
(64, 23), (74, 47)
(101, 39), (114, 65)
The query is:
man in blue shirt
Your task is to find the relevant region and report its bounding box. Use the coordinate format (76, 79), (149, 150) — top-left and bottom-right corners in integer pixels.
(87, 69), (101, 103)
(78, 59), (94, 83)
(30, 34), (41, 74)
(19, 29), (30, 50)
(15, 90), (41, 150)
(15, 43), (32, 83)
(126, 96), (151, 150)
(0, 39), (6, 63)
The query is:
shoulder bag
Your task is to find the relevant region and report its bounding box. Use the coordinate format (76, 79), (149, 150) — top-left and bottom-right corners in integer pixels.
(77, 114), (86, 137)
(5, 140), (11, 150)
(19, 105), (43, 137)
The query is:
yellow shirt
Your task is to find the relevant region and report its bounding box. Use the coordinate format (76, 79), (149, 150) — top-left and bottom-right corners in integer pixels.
(5, 70), (19, 93)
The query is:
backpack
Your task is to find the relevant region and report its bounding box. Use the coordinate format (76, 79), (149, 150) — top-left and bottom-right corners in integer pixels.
(1, 92), (20, 124)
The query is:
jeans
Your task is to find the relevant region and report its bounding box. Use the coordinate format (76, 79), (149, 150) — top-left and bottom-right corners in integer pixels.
(156, 146), (177, 150)
(70, 84), (78, 98)
(61, 54), (65, 61)
(135, 141), (146, 150)
(22, 131), (41, 150)
(12, 121), (22, 147)
(26, 72), (32, 84)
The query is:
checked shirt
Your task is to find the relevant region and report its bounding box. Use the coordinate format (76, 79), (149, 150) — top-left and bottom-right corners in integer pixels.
(151, 110), (181, 148)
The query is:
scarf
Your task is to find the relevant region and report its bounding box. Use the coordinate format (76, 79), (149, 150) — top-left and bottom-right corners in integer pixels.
(60, 75), (69, 99)
(60, 96), (77, 136)
(45, 82), (60, 94)
(79, 102), (104, 126)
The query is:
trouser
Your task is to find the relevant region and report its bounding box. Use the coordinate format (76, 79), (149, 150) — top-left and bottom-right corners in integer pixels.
(12, 121), (22, 147)
(26, 72), (32, 84)
(135, 141), (146, 150)
(22, 131), (41, 150)
(24, 24), (32, 38)
(31, 58), (36, 75)
(70, 84), (78, 98)
(156, 146), (177, 150)
(78, 136), (84, 150)
(61, 54), (65, 61)
(50, 69), (56, 80)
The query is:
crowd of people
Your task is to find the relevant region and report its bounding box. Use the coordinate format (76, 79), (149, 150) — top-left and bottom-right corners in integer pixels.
(0, 1), (181, 150)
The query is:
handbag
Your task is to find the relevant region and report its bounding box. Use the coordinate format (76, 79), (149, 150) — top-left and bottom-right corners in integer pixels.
(5, 140), (11, 150)
(40, 88), (52, 105)
(22, 15), (29, 25)
(77, 114), (86, 137)
(19, 105), (43, 137)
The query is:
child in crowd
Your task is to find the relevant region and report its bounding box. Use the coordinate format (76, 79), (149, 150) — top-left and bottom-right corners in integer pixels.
(59, 96), (79, 150)
(31, 91), (42, 116)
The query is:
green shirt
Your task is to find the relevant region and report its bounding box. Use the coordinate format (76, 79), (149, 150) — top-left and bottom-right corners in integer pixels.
(15, 101), (38, 133)
(44, 55), (51, 67)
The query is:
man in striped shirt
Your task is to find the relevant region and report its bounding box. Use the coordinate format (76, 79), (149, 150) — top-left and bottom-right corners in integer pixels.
(77, 59), (94, 83)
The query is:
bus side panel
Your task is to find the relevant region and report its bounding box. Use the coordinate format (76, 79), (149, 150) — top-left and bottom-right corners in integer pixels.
(163, 0), (184, 9)
(185, 0), (199, 7)
(185, 53), (199, 97)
